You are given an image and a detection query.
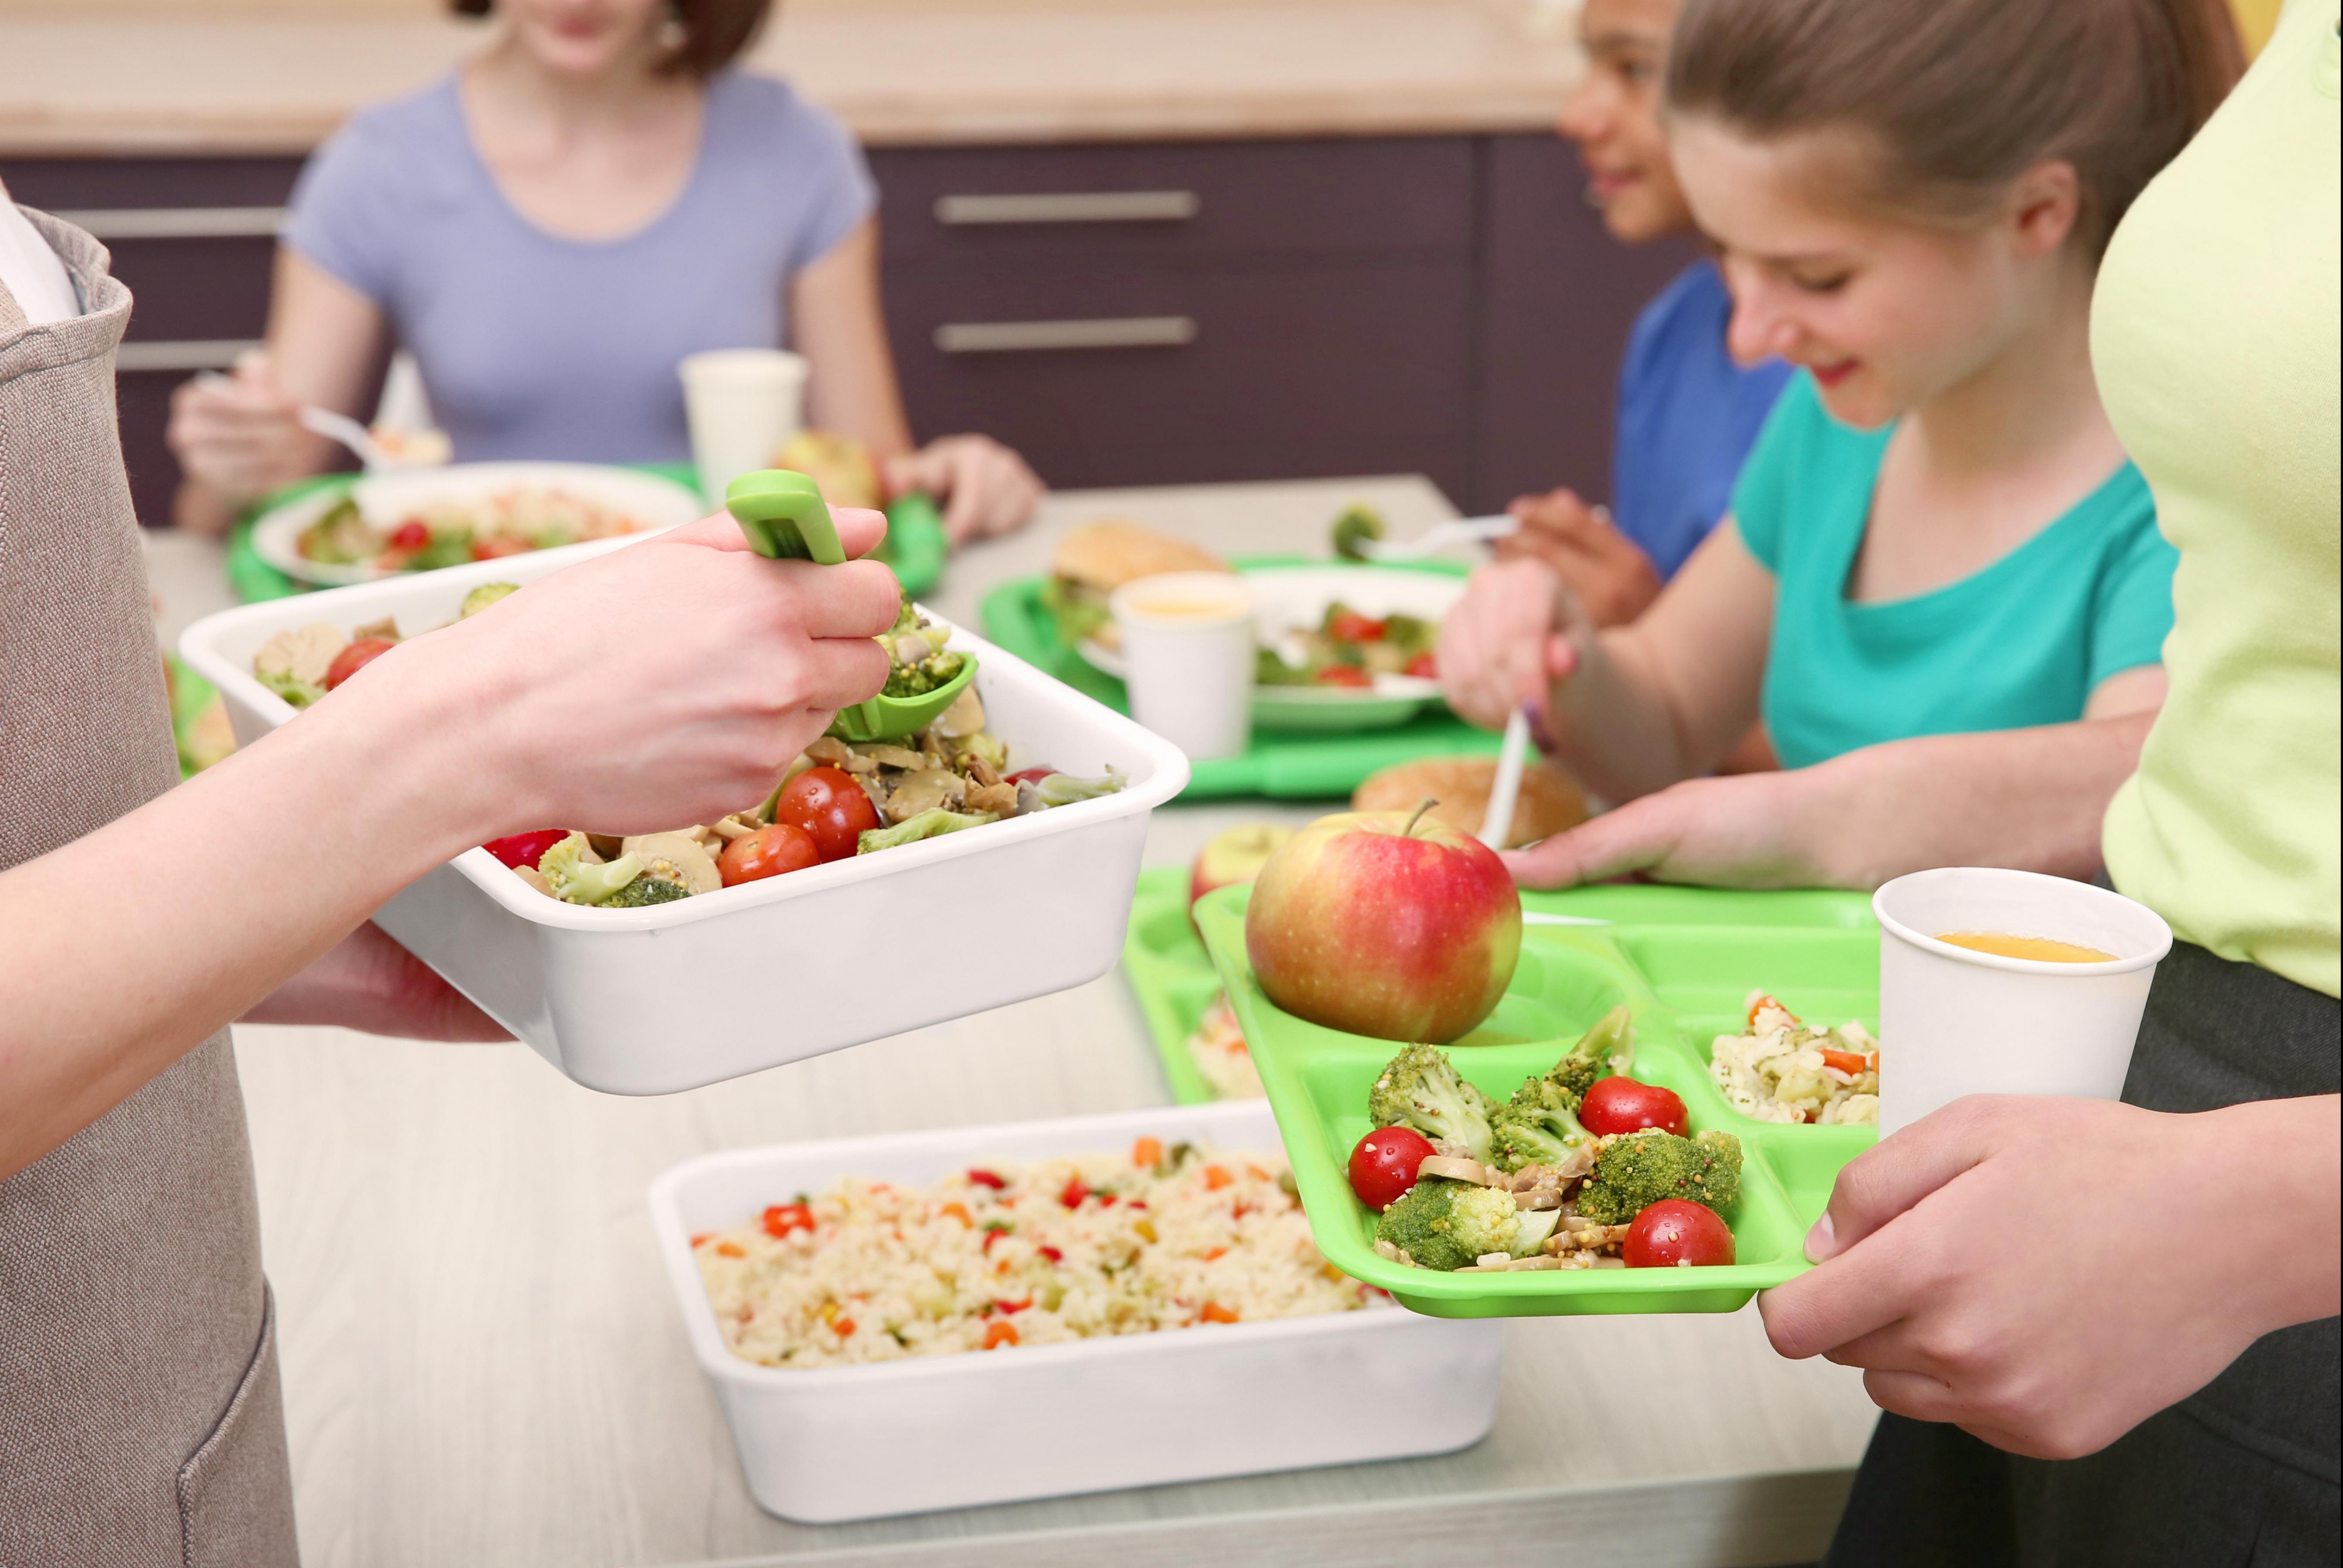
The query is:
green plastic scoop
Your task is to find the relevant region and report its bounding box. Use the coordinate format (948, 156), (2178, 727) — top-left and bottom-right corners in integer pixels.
(725, 468), (977, 742)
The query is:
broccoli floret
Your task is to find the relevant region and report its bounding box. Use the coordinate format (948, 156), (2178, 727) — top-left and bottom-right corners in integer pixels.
(256, 668), (324, 710)
(1368, 1043), (1497, 1164)
(858, 808), (999, 855)
(1488, 1077), (1592, 1173)
(1255, 646), (1310, 686)
(459, 582), (520, 618)
(538, 832), (644, 906)
(1330, 504), (1387, 562)
(1541, 1004), (1638, 1106)
(1032, 769), (1126, 808)
(604, 874), (690, 907)
(884, 650), (966, 698)
(1373, 1177), (1521, 1271)
(1574, 1128), (1744, 1225)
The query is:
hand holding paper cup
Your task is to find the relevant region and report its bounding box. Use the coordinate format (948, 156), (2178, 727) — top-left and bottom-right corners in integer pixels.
(1872, 867), (2174, 1135)
(1110, 571), (1255, 763)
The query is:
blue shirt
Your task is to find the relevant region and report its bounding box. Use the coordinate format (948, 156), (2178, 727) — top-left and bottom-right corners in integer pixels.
(1735, 375), (2179, 770)
(284, 72), (876, 466)
(1612, 260), (1794, 578)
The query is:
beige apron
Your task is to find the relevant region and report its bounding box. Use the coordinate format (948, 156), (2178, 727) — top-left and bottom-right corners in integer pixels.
(0, 209), (298, 1567)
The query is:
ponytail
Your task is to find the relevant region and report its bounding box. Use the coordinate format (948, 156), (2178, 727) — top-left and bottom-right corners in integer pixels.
(1665, 0), (2246, 256)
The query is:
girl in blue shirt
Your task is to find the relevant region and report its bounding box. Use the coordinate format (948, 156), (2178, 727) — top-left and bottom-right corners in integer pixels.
(1493, 0), (1791, 630)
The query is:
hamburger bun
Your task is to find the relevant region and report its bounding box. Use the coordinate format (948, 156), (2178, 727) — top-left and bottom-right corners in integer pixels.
(1049, 520), (1230, 652)
(1352, 755), (1588, 849)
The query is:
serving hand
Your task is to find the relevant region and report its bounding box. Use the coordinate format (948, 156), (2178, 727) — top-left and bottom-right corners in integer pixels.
(1758, 1093), (2342, 1459)
(887, 434), (1046, 545)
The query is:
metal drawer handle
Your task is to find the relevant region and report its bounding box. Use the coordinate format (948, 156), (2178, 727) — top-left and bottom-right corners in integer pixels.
(934, 316), (1198, 354)
(114, 339), (262, 373)
(935, 191), (1199, 226)
(53, 207), (286, 241)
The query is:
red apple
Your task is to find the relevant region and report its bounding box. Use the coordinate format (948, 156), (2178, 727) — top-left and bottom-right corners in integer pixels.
(1243, 803), (1520, 1043)
(1190, 823), (1296, 909)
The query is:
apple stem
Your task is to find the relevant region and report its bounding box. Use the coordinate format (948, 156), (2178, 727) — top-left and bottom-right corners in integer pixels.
(1402, 797), (1440, 838)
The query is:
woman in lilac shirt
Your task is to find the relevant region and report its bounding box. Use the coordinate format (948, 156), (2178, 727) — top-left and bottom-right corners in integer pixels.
(169, 0), (1042, 543)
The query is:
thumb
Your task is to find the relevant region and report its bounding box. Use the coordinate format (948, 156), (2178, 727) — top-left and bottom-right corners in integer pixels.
(1500, 795), (1681, 888)
(1544, 633), (1579, 682)
(665, 504), (891, 561)
(1806, 1099), (1995, 1262)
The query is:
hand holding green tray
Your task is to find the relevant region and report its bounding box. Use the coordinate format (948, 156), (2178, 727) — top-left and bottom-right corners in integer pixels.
(724, 468), (977, 743)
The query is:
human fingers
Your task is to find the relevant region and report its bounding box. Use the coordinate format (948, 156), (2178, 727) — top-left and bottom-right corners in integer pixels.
(1438, 566), (1538, 728)
(1805, 1098), (2000, 1262)
(1500, 802), (1674, 889)
(663, 503), (891, 562)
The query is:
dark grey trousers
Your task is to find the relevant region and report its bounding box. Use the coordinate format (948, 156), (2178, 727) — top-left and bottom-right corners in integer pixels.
(1825, 940), (2341, 1568)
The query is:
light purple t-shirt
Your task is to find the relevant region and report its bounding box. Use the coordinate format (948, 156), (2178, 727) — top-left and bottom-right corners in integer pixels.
(284, 72), (876, 465)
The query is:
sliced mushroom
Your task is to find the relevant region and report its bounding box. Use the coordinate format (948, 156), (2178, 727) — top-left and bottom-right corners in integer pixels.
(351, 616), (402, 643)
(890, 632), (933, 666)
(1014, 780), (1045, 816)
(805, 736), (854, 767)
(708, 815), (756, 842)
(882, 768), (966, 823)
(964, 751), (1002, 788)
(585, 834), (623, 860)
(253, 623), (348, 687)
(836, 752), (879, 775)
(931, 685), (986, 740)
(513, 865), (555, 898)
(854, 773), (891, 813)
(964, 780), (1019, 817)
(617, 832), (722, 894)
(1418, 1155), (1508, 1187)
(856, 743), (927, 771)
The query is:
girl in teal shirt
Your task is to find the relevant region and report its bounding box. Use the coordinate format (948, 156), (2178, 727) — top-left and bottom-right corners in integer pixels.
(1439, 0), (2185, 863)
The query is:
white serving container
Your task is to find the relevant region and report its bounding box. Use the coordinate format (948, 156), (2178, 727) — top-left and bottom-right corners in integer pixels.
(649, 1100), (1505, 1523)
(179, 537), (1190, 1094)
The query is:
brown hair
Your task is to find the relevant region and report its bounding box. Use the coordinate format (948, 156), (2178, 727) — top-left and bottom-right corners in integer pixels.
(1664, 0), (2245, 256)
(448, 0), (773, 79)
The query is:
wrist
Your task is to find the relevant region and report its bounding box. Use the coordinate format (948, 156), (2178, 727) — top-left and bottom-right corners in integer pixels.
(2188, 1095), (2343, 1337)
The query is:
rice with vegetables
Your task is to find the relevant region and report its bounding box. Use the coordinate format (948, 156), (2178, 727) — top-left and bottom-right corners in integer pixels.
(1184, 993), (1264, 1099)
(1709, 992), (1880, 1126)
(694, 1139), (1373, 1368)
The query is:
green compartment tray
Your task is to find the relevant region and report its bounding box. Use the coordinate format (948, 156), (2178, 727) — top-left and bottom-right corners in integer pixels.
(226, 462), (947, 603)
(1123, 867), (1226, 1105)
(1189, 883), (1882, 1318)
(979, 557), (1503, 800)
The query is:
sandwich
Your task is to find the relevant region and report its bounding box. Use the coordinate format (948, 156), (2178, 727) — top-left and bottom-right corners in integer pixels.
(1352, 755), (1588, 850)
(1043, 520), (1228, 653)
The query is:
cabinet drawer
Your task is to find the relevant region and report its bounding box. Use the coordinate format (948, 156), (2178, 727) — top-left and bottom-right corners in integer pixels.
(870, 139), (1475, 267)
(883, 259), (1472, 495)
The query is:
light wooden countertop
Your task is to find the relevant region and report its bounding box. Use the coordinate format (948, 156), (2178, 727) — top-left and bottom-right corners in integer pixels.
(0, 2), (1580, 157)
(149, 476), (1876, 1568)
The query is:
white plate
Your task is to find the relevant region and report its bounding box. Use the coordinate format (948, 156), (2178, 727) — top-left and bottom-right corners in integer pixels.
(649, 1100), (1504, 1523)
(250, 461), (704, 587)
(179, 536), (1191, 1094)
(1078, 563), (1463, 733)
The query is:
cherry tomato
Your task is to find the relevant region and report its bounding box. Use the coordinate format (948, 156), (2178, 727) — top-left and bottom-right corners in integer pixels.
(719, 823), (822, 886)
(1007, 767), (1057, 785)
(481, 829), (567, 871)
(387, 520), (430, 550)
(1579, 1076), (1689, 1137)
(1328, 609), (1387, 644)
(1347, 1126), (1435, 1211)
(1313, 664), (1374, 689)
(1404, 651), (1438, 679)
(1622, 1199), (1735, 1268)
(470, 535), (533, 561)
(770, 766), (881, 862)
(323, 637), (397, 690)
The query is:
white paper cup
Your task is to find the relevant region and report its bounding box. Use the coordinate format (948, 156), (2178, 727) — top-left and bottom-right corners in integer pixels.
(1110, 572), (1254, 764)
(678, 349), (809, 505)
(1872, 868), (2173, 1135)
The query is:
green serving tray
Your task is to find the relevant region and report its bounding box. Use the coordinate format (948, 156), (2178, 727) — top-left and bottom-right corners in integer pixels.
(1190, 882), (1881, 1317)
(226, 461), (947, 603)
(1123, 867), (1226, 1105)
(978, 556), (1503, 800)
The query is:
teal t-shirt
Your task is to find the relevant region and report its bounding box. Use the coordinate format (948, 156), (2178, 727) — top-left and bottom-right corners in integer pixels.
(1734, 375), (2178, 771)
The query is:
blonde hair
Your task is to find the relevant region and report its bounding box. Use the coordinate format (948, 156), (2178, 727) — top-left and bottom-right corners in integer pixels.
(1664, 0), (2245, 255)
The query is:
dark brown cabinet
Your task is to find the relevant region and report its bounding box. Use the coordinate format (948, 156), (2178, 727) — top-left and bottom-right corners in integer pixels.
(2, 133), (1686, 528)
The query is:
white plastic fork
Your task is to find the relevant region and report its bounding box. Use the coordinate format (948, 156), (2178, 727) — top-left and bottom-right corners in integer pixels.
(296, 404), (395, 472)
(1356, 513), (1517, 563)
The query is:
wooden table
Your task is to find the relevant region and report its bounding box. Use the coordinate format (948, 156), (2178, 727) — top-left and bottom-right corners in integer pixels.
(153, 477), (1879, 1568)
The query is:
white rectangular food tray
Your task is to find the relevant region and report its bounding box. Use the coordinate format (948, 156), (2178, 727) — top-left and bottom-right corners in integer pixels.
(649, 1100), (1505, 1523)
(179, 536), (1190, 1093)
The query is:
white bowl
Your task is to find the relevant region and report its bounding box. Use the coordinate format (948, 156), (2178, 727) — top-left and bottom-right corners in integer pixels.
(648, 1100), (1504, 1523)
(179, 536), (1191, 1094)
(250, 461), (702, 587)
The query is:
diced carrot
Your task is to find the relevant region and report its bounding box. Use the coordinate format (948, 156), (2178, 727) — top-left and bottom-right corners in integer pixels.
(983, 1321), (1020, 1350)
(714, 1241), (745, 1259)
(689, 1232), (712, 1248)
(833, 1318), (856, 1337)
(1201, 1246), (1228, 1262)
(1132, 1136), (1163, 1168)
(1246, 1164), (1271, 1182)
(1203, 1166), (1234, 1191)
(939, 1201), (972, 1226)
(1200, 1302), (1240, 1324)
(1819, 1048), (1871, 1076)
